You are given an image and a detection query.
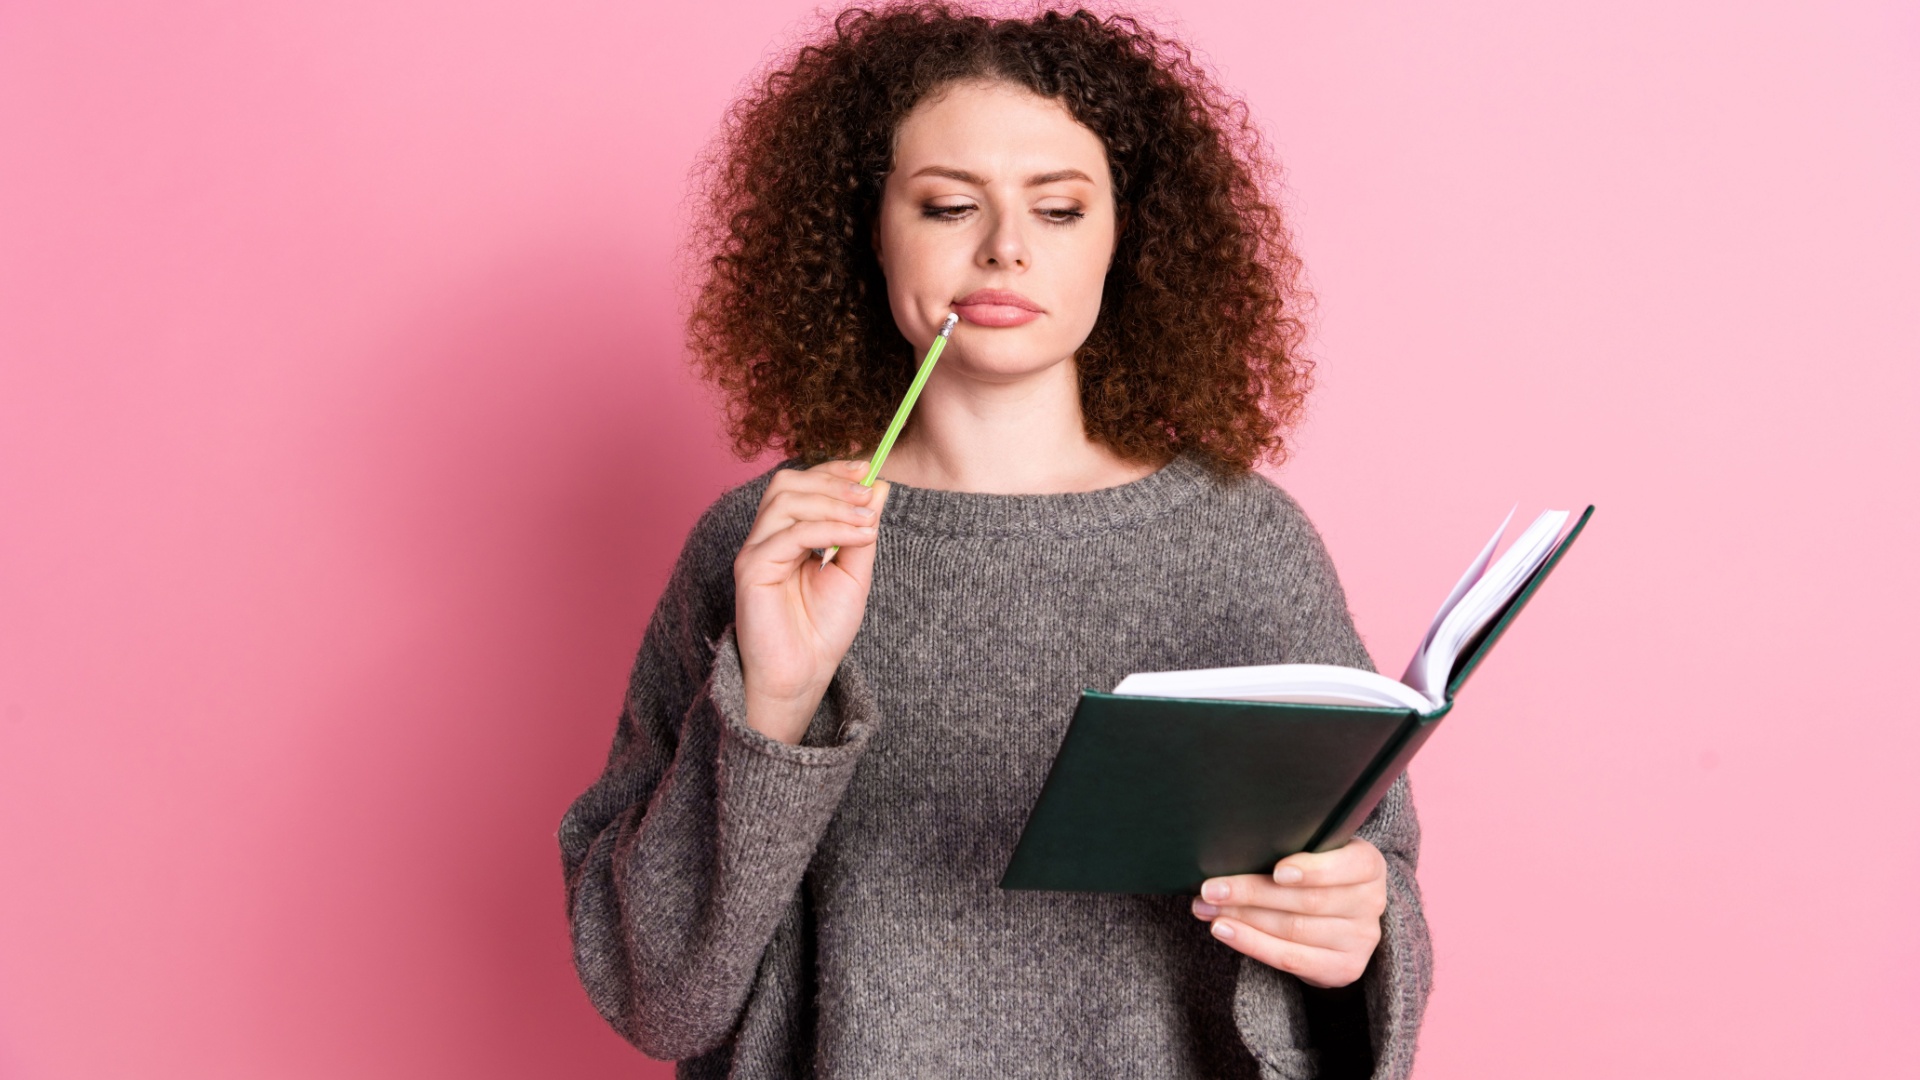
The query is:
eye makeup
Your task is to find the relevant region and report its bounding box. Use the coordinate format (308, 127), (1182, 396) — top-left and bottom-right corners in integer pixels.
(919, 203), (1086, 223)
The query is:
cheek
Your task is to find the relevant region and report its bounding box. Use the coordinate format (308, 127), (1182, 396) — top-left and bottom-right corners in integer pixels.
(882, 224), (959, 288)
(1064, 230), (1116, 308)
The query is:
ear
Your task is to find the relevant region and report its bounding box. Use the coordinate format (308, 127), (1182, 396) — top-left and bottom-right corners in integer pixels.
(870, 215), (885, 270)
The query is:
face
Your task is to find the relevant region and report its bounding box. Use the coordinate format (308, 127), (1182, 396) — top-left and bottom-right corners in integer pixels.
(872, 78), (1119, 381)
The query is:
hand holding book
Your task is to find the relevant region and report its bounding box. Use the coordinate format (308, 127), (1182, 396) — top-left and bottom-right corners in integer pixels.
(1190, 835), (1388, 989)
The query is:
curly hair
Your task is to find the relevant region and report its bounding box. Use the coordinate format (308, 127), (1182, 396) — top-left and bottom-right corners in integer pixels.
(683, 1), (1315, 474)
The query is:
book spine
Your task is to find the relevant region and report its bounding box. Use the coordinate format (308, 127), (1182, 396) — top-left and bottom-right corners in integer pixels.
(1306, 709), (1442, 852)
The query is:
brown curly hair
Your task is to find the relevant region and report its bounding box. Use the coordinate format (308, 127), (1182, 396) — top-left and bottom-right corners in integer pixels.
(682, 1), (1315, 474)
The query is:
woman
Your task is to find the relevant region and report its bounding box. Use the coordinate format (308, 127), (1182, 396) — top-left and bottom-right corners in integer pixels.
(559, 4), (1432, 1077)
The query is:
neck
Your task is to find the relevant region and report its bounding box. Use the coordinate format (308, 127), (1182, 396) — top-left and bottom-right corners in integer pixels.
(875, 355), (1161, 494)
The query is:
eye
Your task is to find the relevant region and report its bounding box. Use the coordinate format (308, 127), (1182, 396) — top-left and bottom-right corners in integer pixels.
(1038, 208), (1085, 224)
(922, 203), (974, 220)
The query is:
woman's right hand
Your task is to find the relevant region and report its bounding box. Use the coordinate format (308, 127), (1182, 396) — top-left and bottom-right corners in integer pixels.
(732, 459), (892, 745)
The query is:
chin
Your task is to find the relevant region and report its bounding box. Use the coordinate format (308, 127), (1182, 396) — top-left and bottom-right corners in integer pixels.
(952, 322), (1087, 360)
(947, 340), (1080, 382)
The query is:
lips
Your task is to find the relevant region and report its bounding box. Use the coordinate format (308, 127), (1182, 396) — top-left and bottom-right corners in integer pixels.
(954, 289), (1042, 311)
(953, 289), (1043, 328)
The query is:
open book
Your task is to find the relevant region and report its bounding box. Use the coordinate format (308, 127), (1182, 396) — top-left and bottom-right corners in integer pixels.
(999, 503), (1592, 893)
(1110, 507), (1575, 714)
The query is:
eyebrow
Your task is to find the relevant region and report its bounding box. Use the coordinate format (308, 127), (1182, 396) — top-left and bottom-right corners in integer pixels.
(908, 165), (1096, 187)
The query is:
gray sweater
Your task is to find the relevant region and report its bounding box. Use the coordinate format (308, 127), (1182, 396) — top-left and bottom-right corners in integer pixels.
(559, 453), (1432, 1078)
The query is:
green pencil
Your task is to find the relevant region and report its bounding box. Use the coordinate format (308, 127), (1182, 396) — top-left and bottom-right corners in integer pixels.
(819, 311), (959, 567)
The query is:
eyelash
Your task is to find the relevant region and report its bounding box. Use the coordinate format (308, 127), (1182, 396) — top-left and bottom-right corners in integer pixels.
(922, 205), (1085, 224)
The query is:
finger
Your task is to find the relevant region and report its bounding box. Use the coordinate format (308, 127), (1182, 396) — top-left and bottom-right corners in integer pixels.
(1192, 899), (1376, 953)
(743, 489), (881, 546)
(737, 519), (878, 581)
(759, 460), (877, 513)
(1206, 916), (1367, 989)
(823, 480), (890, 580)
(1270, 837), (1386, 888)
(1197, 875), (1384, 920)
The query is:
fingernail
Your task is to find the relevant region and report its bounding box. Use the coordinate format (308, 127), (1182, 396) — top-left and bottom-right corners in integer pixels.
(1202, 881), (1229, 902)
(854, 506), (875, 517)
(1274, 866), (1304, 885)
(1211, 920), (1236, 941)
(1192, 900), (1219, 917)
(846, 482), (868, 495)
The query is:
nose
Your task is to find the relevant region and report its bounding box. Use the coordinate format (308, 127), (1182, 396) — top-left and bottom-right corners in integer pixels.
(977, 202), (1029, 269)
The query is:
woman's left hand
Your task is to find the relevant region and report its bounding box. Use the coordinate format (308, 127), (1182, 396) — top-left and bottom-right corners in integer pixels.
(1191, 837), (1388, 989)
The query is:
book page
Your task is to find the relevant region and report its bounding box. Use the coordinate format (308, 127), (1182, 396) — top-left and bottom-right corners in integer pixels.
(1408, 508), (1570, 699)
(1401, 506), (1512, 696)
(1113, 663), (1434, 712)
(1108, 505), (1572, 715)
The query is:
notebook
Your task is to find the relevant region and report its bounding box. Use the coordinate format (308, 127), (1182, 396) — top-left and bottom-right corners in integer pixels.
(999, 505), (1593, 893)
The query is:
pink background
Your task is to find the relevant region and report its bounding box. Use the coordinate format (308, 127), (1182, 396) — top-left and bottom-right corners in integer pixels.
(2, 1), (1915, 1076)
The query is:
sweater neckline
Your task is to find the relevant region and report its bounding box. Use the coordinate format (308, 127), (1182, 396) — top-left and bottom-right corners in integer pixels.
(871, 452), (1214, 539)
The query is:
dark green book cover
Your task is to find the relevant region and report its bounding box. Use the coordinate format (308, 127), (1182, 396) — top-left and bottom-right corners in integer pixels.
(999, 506), (1593, 894)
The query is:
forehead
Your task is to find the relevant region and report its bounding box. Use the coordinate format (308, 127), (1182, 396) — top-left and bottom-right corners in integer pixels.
(891, 79), (1109, 184)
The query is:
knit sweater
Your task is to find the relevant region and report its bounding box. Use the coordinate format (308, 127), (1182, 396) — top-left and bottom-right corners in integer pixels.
(559, 452), (1433, 1079)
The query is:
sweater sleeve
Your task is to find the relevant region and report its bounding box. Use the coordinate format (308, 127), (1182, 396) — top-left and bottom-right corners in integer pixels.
(557, 501), (884, 1060)
(1231, 493), (1434, 1080)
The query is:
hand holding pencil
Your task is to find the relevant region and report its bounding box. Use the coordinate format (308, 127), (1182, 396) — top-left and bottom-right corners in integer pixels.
(729, 313), (955, 745)
(732, 457), (890, 745)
